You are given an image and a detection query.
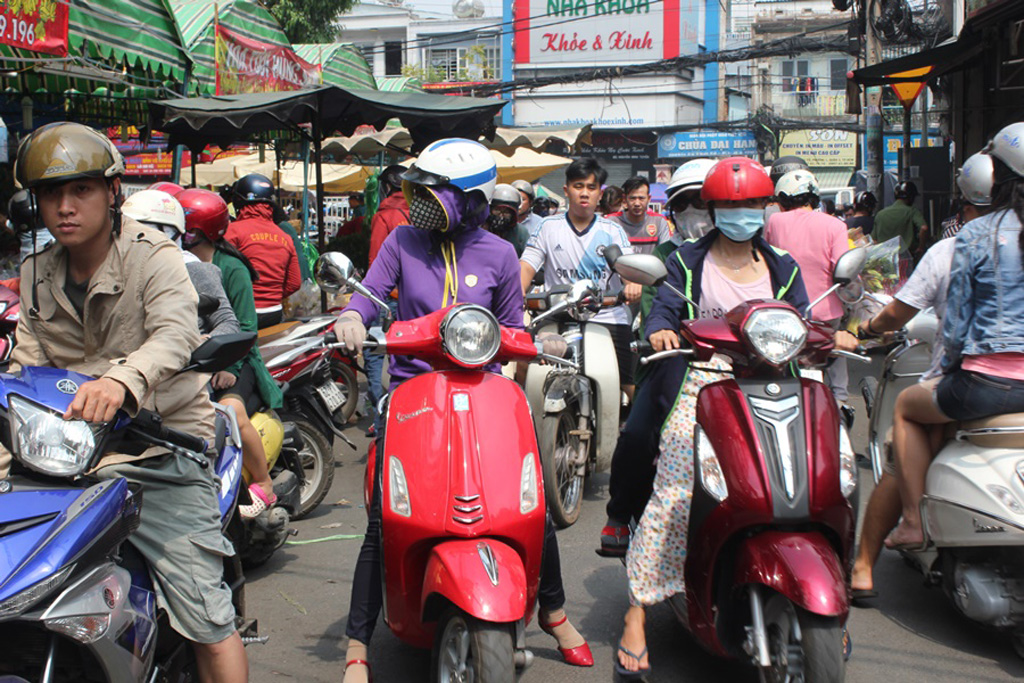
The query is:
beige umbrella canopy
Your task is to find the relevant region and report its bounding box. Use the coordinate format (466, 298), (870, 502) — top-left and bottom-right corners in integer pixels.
(322, 124), (591, 158)
(493, 148), (571, 184)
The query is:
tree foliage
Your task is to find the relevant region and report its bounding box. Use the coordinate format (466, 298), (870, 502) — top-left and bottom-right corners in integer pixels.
(264, 0), (356, 44)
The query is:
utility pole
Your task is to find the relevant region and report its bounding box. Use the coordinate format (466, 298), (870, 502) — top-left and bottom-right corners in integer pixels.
(863, 0), (885, 199)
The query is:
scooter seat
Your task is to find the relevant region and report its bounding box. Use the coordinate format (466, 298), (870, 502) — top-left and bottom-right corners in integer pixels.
(959, 413), (1024, 448)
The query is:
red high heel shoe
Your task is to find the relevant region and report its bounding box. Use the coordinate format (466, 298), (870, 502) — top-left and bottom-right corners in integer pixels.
(539, 614), (594, 667)
(344, 659), (373, 683)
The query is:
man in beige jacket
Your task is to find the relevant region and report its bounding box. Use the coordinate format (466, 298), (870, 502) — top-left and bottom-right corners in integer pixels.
(9, 122), (248, 682)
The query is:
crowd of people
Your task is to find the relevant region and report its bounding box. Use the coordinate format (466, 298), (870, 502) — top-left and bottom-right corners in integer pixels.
(3, 116), (1023, 681)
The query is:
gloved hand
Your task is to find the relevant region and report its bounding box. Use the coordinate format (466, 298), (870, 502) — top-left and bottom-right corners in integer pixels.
(334, 311), (367, 355)
(538, 332), (568, 358)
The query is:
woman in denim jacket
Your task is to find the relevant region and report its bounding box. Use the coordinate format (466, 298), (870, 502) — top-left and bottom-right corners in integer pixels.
(887, 122), (1024, 549)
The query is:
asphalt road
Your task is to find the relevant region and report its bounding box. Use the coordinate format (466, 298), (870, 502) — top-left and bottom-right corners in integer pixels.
(245, 361), (1024, 682)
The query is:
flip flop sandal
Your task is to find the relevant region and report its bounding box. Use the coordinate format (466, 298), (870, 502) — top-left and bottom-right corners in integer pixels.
(239, 483), (278, 520)
(614, 643), (650, 679)
(851, 588), (879, 604)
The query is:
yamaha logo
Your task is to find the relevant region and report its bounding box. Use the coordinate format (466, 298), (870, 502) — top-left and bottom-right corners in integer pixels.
(56, 379), (79, 395)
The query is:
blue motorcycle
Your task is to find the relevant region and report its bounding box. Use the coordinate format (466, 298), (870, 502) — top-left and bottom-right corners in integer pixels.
(0, 333), (259, 682)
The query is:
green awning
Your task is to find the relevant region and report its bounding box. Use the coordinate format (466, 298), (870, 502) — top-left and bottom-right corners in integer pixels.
(377, 76), (424, 93)
(295, 44), (376, 91)
(148, 84), (507, 152)
(165, 0), (293, 94)
(811, 168), (855, 190)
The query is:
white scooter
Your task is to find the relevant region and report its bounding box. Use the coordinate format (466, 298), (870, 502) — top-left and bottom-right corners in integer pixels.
(862, 310), (1024, 657)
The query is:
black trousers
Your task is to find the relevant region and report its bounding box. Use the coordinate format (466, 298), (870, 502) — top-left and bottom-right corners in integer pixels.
(256, 309), (283, 329)
(606, 354), (691, 525)
(346, 447), (566, 644)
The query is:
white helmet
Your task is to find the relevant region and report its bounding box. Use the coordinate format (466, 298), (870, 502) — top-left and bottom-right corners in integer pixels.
(122, 189), (185, 235)
(666, 158), (715, 204)
(986, 122), (1024, 178)
(775, 169), (819, 199)
(491, 183), (521, 212)
(402, 138), (498, 202)
(956, 152), (994, 206)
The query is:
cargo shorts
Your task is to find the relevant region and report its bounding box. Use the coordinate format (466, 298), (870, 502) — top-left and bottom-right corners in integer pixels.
(96, 454), (237, 645)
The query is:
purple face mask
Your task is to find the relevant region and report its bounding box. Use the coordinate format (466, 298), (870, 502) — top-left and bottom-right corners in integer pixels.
(408, 184), (487, 233)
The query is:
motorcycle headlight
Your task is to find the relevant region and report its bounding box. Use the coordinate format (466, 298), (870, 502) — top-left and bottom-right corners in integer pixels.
(441, 305), (501, 367)
(388, 456), (411, 517)
(742, 308), (807, 366)
(0, 564), (75, 618)
(9, 396), (102, 477)
(839, 424), (857, 498)
(695, 425), (728, 502)
(519, 453), (539, 514)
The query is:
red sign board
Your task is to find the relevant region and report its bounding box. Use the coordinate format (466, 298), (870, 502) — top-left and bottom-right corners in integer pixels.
(215, 24), (321, 95)
(0, 0), (69, 56)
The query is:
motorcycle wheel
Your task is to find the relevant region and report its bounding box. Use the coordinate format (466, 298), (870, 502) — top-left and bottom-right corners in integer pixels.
(759, 594), (844, 683)
(283, 415), (335, 519)
(432, 606), (514, 683)
(540, 410), (586, 529)
(329, 357), (360, 425)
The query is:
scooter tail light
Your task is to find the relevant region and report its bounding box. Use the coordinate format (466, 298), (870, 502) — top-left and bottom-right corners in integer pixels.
(695, 426), (728, 503)
(389, 456), (412, 517)
(839, 424), (857, 498)
(520, 453), (539, 514)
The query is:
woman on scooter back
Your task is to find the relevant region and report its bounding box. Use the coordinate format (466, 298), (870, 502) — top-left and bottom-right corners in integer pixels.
(332, 139), (592, 683)
(885, 122), (1024, 551)
(614, 156), (859, 677)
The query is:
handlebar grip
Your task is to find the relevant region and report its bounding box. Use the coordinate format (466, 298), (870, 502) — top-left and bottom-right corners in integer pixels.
(630, 340), (653, 355)
(133, 409), (207, 453)
(323, 331), (338, 345)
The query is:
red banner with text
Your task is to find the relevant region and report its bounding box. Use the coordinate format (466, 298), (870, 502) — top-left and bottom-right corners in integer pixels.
(0, 0), (69, 56)
(215, 24), (321, 95)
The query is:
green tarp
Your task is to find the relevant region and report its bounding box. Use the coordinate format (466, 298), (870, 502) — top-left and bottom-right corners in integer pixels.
(377, 76), (424, 93)
(295, 44), (376, 91)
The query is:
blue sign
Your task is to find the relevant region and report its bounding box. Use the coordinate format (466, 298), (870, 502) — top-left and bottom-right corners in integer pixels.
(876, 133), (944, 172)
(657, 131), (758, 158)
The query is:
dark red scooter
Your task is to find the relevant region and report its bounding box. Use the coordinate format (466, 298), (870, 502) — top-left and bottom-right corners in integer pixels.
(316, 252), (559, 682)
(614, 247), (868, 682)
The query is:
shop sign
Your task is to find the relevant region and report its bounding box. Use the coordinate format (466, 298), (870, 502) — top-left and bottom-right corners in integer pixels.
(583, 131), (656, 162)
(657, 130), (757, 158)
(215, 24), (321, 95)
(514, 0), (701, 66)
(778, 129), (857, 167)
(878, 133), (944, 172)
(0, 0), (69, 56)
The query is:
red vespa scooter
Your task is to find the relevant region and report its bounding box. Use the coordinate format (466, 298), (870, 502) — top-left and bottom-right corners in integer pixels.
(613, 247), (868, 682)
(316, 252), (556, 682)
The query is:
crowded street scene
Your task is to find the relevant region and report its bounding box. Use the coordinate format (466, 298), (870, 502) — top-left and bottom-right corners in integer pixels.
(0, 0), (1022, 681)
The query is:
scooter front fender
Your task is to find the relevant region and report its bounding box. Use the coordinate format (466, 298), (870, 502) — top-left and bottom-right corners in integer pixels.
(422, 539), (526, 624)
(734, 531), (848, 617)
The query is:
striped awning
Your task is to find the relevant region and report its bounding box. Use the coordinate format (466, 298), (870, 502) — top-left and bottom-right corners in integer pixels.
(377, 76), (424, 93)
(165, 0), (293, 94)
(294, 44), (376, 91)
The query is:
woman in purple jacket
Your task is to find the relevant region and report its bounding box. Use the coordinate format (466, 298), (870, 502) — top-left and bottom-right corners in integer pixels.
(334, 139), (592, 683)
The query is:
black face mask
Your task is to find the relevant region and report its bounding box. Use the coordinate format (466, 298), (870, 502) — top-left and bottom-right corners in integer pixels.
(409, 194), (449, 232)
(488, 212), (515, 234)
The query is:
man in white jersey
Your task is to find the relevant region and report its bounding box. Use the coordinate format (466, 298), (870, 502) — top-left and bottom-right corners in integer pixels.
(519, 158), (639, 396)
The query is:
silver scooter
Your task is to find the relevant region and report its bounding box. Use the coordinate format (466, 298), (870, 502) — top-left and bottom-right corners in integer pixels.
(862, 310), (1024, 657)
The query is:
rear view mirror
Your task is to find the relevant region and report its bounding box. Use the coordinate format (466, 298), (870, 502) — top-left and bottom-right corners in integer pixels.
(181, 332), (256, 374)
(315, 252), (356, 294)
(612, 254), (668, 287)
(833, 247), (867, 285)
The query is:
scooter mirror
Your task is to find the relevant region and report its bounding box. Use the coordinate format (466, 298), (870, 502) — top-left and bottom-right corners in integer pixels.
(612, 254), (668, 287)
(603, 244), (623, 268)
(180, 332), (257, 374)
(567, 279), (601, 320)
(833, 246), (868, 285)
(315, 252), (356, 294)
(836, 279), (864, 305)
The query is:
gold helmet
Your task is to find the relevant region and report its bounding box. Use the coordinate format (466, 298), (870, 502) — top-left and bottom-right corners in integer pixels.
(15, 122), (125, 190)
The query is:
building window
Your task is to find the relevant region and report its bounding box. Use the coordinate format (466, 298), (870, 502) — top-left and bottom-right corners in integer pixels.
(781, 59), (810, 92)
(427, 44), (499, 82)
(428, 48), (460, 81)
(384, 41), (403, 76)
(830, 58), (849, 91)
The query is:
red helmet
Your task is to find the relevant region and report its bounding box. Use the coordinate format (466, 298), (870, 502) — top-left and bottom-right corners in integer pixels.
(701, 157), (775, 203)
(149, 181), (184, 196)
(178, 188), (230, 242)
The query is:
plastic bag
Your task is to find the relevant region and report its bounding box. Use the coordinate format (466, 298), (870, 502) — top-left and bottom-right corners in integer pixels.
(283, 280), (323, 319)
(862, 236), (901, 295)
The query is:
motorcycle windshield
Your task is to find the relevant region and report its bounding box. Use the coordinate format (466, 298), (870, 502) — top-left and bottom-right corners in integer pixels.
(0, 366), (98, 413)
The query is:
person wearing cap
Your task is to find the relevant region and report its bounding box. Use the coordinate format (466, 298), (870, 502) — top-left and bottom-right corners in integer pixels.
(6, 122), (248, 681)
(873, 181), (929, 276)
(850, 150), (994, 601)
(512, 178), (541, 236)
(226, 173), (302, 328)
(766, 155), (810, 221)
(765, 168), (851, 401)
(487, 183), (531, 257)
(606, 177), (672, 256)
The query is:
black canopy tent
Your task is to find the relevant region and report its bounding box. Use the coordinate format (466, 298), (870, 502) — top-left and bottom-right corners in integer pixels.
(146, 85), (507, 260)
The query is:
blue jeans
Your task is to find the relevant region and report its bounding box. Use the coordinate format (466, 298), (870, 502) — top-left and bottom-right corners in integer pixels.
(935, 368), (1024, 421)
(364, 300), (399, 425)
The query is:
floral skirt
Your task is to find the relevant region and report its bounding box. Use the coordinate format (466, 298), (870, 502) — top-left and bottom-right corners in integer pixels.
(626, 357), (731, 607)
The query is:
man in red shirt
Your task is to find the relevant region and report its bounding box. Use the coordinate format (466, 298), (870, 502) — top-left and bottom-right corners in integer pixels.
(226, 173), (301, 328)
(368, 165), (409, 265)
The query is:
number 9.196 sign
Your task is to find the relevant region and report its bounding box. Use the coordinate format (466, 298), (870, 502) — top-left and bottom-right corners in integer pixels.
(0, 0), (69, 56)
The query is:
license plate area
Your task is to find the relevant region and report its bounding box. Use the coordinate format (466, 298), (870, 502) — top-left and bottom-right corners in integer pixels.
(316, 381), (345, 413)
